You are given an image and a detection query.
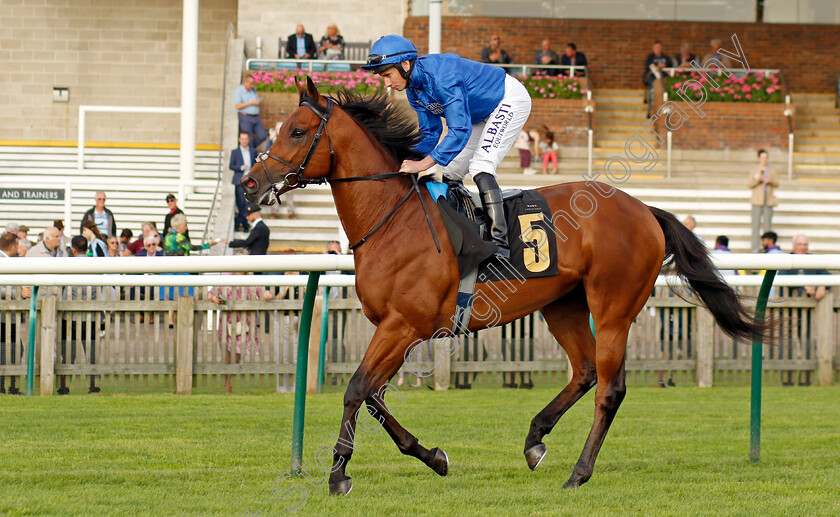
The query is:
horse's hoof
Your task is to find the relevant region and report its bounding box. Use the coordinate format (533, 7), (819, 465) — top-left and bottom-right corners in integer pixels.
(524, 443), (547, 471)
(431, 447), (449, 476)
(329, 477), (353, 496)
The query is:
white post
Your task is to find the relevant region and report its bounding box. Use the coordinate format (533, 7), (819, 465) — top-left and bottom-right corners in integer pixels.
(587, 129), (593, 177)
(788, 133), (794, 180)
(255, 36), (263, 59)
(667, 130), (672, 179)
(77, 105), (85, 173)
(179, 0), (198, 191)
(428, 0), (442, 54)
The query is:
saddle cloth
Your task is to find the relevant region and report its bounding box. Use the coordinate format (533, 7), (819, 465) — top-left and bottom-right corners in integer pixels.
(425, 179), (559, 281)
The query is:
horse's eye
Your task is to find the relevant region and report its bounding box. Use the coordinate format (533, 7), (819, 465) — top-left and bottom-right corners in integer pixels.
(291, 128), (306, 139)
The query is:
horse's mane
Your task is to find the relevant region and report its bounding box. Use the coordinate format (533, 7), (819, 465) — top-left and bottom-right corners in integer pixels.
(317, 89), (424, 164)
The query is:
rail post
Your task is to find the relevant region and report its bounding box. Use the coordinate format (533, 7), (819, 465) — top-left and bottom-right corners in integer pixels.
(291, 271), (321, 474)
(815, 291), (835, 386)
(306, 295), (323, 394)
(750, 270), (776, 463)
(317, 286), (331, 394)
(25, 286), (39, 396)
(175, 295), (195, 395)
(39, 294), (56, 396)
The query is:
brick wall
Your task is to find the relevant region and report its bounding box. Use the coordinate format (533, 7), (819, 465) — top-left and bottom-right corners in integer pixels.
(667, 102), (788, 151)
(404, 17), (840, 93)
(528, 99), (590, 146)
(259, 92), (301, 132)
(0, 0), (235, 144)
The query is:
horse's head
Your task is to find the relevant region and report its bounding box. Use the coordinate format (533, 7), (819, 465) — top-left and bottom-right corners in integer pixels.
(242, 76), (336, 205)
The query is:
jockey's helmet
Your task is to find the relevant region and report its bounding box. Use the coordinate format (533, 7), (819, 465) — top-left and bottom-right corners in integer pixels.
(362, 35), (418, 78)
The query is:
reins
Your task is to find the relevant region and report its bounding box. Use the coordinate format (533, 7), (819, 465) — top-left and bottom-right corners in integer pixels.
(255, 97), (440, 253)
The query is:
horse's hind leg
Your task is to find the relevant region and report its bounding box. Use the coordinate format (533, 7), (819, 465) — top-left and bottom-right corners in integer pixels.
(563, 321), (629, 488)
(524, 289), (597, 470)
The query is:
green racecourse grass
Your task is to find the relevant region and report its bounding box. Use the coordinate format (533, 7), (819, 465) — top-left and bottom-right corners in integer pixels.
(1, 386), (838, 516)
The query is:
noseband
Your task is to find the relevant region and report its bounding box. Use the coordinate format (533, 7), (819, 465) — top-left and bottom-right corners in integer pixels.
(255, 98), (336, 205)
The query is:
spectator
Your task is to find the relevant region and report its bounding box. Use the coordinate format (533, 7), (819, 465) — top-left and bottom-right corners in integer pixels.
(533, 39), (560, 76)
(135, 235), (164, 257)
(230, 132), (259, 232)
(778, 234), (827, 386)
(682, 215), (706, 246)
(749, 149), (779, 251)
(80, 191), (117, 238)
(539, 131), (559, 175)
(15, 225), (32, 248)
(58, 240), (100, 395)
(234, 74), (267, 152)
(26, 226), (67, 258)
(514, 129), (535, 175)
(559, 42), (587, 77)
(760, 231), (784, 254)
(267, 121), (283, 148)
(207, 263), (273, 394)
(480, 34), (512, 65)
(701, 38), (736, 69)
(286, 24), (317, 60)
(711, 235), (736, 276)
(0, 232), (32, 395)
(106, 235), (121, 257)
(220, 203), (270, 256)
(81, 220), (108, 257)
(318, 23), (345, 60)
(17, 238), (31, 256)
(4, 222), (19, 235)
(163, 193), (188, 239)
(163, 213), (219, 256)
(70, 235), (88, 257)
(780, 234), (829, 300)
(643, 41), (671, 87)
(119, 229), (132, 253)
(126, 222), (162, 256)
(54, 219), (70, 255)
(672, 42), (696, 68)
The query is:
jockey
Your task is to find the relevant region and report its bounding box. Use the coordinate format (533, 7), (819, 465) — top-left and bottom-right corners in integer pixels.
(362, 35), (532, 259)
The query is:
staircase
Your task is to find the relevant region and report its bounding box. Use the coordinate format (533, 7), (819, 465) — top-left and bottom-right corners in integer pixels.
(792, 93), (840, 179)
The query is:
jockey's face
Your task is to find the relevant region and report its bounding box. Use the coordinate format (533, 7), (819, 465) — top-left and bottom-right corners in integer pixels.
(379, 62), (410, 91)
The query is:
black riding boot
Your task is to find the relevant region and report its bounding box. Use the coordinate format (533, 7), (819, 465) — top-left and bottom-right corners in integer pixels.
(474, 172), (510, 259)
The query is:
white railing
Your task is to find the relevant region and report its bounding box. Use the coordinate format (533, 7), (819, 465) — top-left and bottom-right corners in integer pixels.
(245, 58), (365, 71)
(1, 254), (837, 284)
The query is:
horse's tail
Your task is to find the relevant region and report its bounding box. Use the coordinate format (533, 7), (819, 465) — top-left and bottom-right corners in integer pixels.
(649, 206), (765, 342)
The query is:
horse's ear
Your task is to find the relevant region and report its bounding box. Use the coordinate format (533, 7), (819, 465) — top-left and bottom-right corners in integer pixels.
(295, 77), (305, 98)
(305, 76), (322, 103)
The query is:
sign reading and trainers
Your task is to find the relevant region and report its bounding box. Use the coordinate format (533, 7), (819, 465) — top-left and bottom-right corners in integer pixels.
(0, 188), (65, 201)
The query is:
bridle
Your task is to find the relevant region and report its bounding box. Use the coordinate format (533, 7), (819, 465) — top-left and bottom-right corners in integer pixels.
(253, 97), (337, 205)
(250, 95), (440, 252)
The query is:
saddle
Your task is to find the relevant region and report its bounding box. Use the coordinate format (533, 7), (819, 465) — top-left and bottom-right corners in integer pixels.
(424, 178), (557, 281)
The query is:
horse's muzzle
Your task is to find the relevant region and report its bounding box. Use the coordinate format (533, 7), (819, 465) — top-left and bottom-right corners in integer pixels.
(241, 172), (263, 203)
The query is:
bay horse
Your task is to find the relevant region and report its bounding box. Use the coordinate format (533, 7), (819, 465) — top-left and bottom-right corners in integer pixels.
(242, 78), (763, 495)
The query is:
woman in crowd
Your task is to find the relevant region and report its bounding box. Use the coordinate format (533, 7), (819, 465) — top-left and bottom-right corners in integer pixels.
(318, 23), (345, 60)
(81, 220), (108, 257)
(106, 235), (121, 257)
(208, 258), (273, 393)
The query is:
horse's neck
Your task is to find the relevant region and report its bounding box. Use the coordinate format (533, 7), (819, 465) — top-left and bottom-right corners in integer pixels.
(329, 153), (411, 253)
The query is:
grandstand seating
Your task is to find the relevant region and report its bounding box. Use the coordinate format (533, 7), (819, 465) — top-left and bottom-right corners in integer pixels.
(0, 144), (222, 243)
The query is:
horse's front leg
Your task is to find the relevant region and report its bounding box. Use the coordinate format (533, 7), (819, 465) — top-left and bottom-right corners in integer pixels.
(329, 319), (447, 495)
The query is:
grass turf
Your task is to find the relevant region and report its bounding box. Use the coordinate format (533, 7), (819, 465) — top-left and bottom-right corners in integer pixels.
(0, 386), (838, 516)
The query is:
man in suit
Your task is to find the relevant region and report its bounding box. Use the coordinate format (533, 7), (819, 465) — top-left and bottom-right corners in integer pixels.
(222, 203), (270, 256)
(229, 132), (258, 231)
(286, 24), (317, 59)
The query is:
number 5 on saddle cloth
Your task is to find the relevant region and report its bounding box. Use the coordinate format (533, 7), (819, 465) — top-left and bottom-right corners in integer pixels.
(424, 178), (559, 334)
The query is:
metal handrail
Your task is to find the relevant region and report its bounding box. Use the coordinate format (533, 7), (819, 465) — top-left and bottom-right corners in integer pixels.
(246, 58), (365, 71)
(203, 22), (235, 247)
